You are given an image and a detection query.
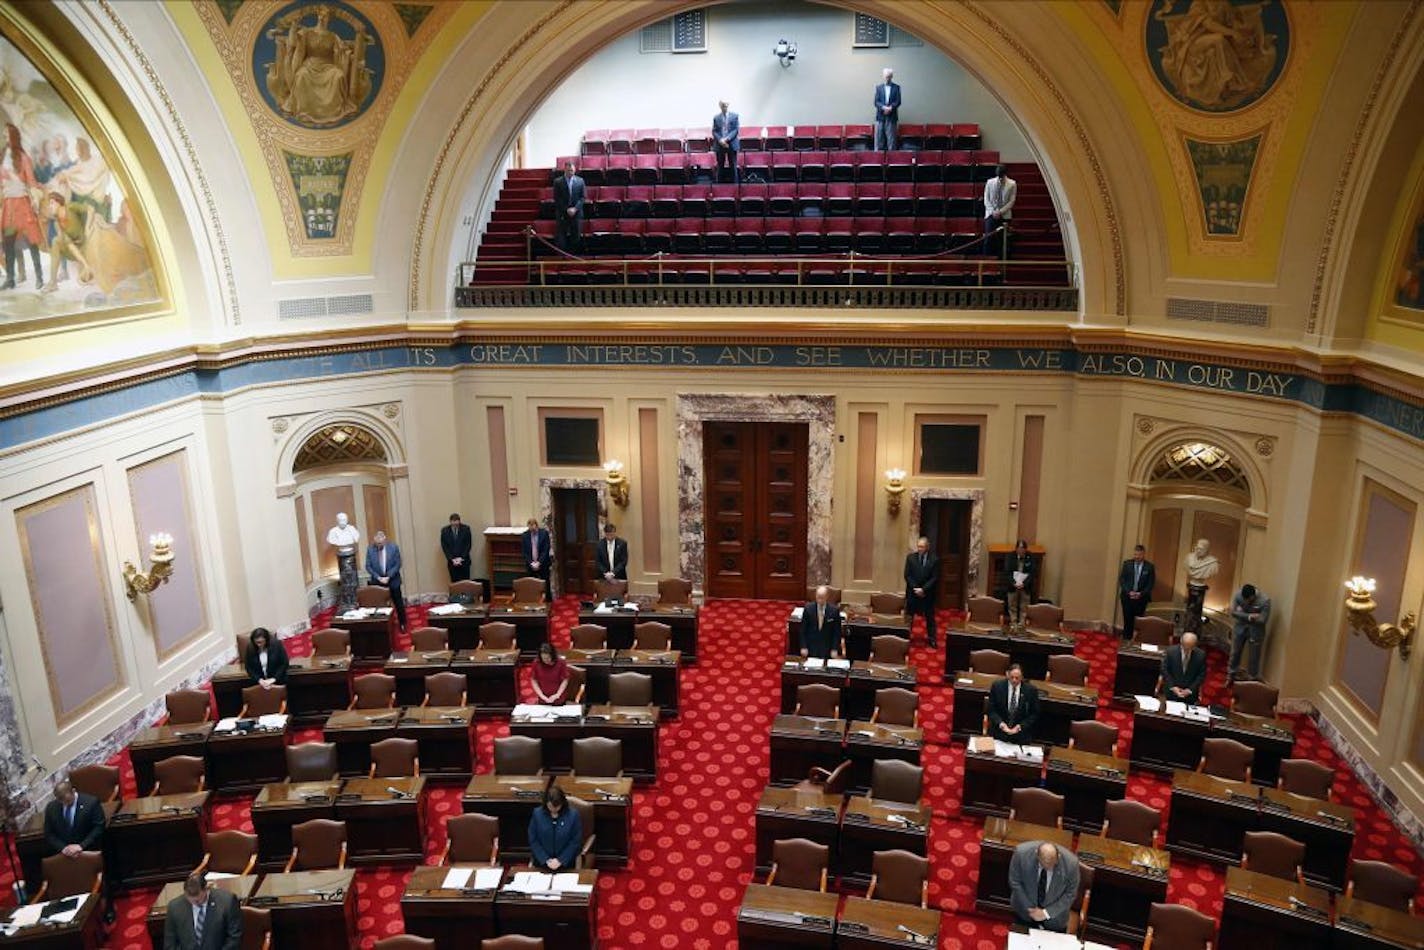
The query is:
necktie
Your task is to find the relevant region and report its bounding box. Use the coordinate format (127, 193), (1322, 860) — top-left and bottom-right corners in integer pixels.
(1036, 867), (1048, 907)
(195, 902), (206, 941)
(920, 552), (926, 568)
(65, 803), (74, 828)
(1010, 687), (1018, 716)
(380, 547), (387, 574)
(818, 605), (825, 629)
(1134, 563), (1141, 586)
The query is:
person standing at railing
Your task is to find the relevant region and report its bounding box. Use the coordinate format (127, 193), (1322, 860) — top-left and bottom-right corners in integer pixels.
(554, 159), (585, 252)
(983, 164), (1017, 260)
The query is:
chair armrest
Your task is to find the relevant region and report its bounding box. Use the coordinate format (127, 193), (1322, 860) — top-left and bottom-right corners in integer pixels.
(238, 705), (249, 718)
(491, 838), (500, 866)
(805, 766), (832, 783)
(241, 854), (257, 876)
(920, 879), (928, 909)
(460, 692), (468, 707)
(337, 843), (347, 869)
(29, 882), (47, 903)
(421, 697), (430, 708)
(818, 868), (828, 893)
(438, 842), (450, 866)
(150, 781), (162, 796)
(865, 873), (878, 901)
(195, 854), (212, 876)
(284, 849), (297, 873)
(413, 757), (420, 778)
(1077, 888), (1091, 935)
(368, 765), (377, 779)
(766, 863), (778, 886)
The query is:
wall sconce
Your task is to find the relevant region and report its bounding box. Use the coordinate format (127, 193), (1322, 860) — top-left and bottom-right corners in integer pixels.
(1343, 576), (1415, 660)
(124, 533), (175, 601)
(603, 459), (630, 508)
(885, 468), (907, 516)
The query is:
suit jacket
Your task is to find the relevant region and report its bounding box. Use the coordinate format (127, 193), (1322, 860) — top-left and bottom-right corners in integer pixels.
(43, 793), (105, 854)
(1008, 841), (1080, 930)
(554, 174), (585, 219)
(800, 601), (844, 659)
(1118, 559), (1155, 599)
(595, 537), (628, 580)
(440, 524), (472, 564)
(244, 638), (289, 686)
(365, 542), (402, 585)
(987, 678), (1040, 744)
(163, 888), (242, 950)
(528, 805), (583, 871)
(903, 551), (940, 612)
(1230, 592), (1271, 639)
(712, 110), (740, 151)
(873, 81), (902, 121)
(1161, 645), (1206, 703)
(1006, 553), (1034, 595)
(522, 527), (551, 574)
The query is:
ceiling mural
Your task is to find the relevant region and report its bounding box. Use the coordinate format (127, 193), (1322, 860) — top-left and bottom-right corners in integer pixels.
(1386, 176), (1424, 321)
(1145, 0), (1290, 113)
(194, 0), (451, 257)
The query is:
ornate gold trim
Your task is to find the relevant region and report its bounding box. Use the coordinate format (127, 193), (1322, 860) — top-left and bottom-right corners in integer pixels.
(125, 449), (211, 662)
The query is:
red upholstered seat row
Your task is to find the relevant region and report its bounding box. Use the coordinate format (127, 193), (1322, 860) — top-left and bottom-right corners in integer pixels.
(533, 215), (987, 255)
(540, 183), (985, 220)
(556, 150), (1002, 186)
(579, 123), (982, 155)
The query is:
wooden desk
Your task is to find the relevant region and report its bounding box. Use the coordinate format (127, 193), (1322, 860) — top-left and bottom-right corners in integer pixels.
(385, 650), (453, 707)
(737, 882), (838, 950)
(844, 661), (916, 722)
(1074, 832), (1169, 944)
(780, 658), (848, 715)
(839, 796), (930, 887)
(461, 775), (551, 865)
(1165, 768), (1259, 864)
(322, 708), (400, 777)
(484, 606), (550, 657)
(579, 607), (642, 651)
(286, 656), (353, 725)
(495, 867), (597, 949)
(451, 648), (518, 715)
(769, 715), (848, 786)
(1219, 865), (1332, 949)
(332, 613), (394, 663)
(0, 893), (101, 948)
(1006, 628), (1077, 681)
(1258, 787), (1355, 891)
(975, 817), (1075, 917)
(146, 874), (257, 948)
(1129, 706), (1208, 774)
(1044, 745), (1128, 833)
(564, 648), (615, 705)
(211, 662), (249, 719)
(1113, 643), (1165, 699)
(754, 786), (842, 875)
(640, 604), (700, 662)
(554, 776), (633, 868)
(129, 722), (213, 795)
(206, 720), (289, 792)
(837, 896), (940, 949)
(613, 649), (681, 717)
(427, 606), (489, 651)
(400, 863), (502, 948)
(1214, 712), (1296, 787)
(105, 791), (209, 889)
(396, 706), (475, 781)
(843, 612), (911, 663)
(845, 721), (922, 796)
(945, 628), (1012, 676)
(1034, 680), (1100, 747)
(249, 869), (358, 950)
(251, 781), (339, 871)
(962, 741), (1044, 818)
(335, 776), (426, 865)
(14, 804), (119, 892)
(582, 705), (660, 784)
(1334, 895), (1424, 949)
(948, 670), (997, 739)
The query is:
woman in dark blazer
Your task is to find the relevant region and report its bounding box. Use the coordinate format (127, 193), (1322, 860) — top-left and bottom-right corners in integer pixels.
(244, 627), (289, 688)
(527, 784), (583, 872)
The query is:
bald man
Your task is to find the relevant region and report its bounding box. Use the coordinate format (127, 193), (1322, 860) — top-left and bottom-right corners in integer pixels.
(1009, 840), (1080, 932)
(1162, 631), (1207, 705)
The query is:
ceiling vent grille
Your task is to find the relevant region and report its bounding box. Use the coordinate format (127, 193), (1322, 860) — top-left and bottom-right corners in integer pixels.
(278, 294), (374, 320)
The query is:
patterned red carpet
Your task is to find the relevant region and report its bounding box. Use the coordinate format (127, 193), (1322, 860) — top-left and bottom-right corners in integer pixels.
(12, 597), (1424, 948)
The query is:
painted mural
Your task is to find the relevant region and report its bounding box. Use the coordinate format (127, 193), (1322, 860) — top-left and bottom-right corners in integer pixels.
(1146, 0), (1290, 113)
(1396, 207), (1424, 311)
(254, 1), (383, 130)
(1185, 134), (1261, 237)
(283, 150), (352, 239)
(0, 32), (160, 328)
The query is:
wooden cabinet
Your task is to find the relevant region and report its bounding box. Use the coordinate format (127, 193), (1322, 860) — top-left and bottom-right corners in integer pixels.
(484, 526), (525, 594)
(984, 543), (1046, 602)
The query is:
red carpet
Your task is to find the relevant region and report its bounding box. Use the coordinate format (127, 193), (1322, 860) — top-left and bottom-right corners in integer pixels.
(6, 597), (1423, 948)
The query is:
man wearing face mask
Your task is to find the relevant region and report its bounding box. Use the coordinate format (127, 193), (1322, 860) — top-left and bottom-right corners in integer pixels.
(327, 512), (360, 610)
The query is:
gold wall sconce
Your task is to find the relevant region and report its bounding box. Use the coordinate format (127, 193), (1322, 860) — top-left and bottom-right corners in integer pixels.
(1344, 576), (1415, 660)
(885, 468), (907, 516)
(604, 459), (630, 508)
(125, 533), (175, 601)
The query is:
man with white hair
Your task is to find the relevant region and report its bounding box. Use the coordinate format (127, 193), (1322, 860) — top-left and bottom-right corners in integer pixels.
(799, 584), (844, 660)
(1162, 630), (1207, 705)
(1009, 839), (1080, 932)
(873, 67), (901, 151)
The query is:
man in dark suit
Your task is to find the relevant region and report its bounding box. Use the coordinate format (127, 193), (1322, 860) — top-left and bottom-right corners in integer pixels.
(1118, 544), (1155, 640)
(43, 780), (104, 859)
(440, 513), (472, 583)
(712, 100), (740, 184)
(903, 536), (940, 648)
(873, 66), (902, 151)
(553, 159), (585, 251)
(364, 530), (406, 630)
(1004, 538), (1034, 625)
(522, 517), (552, 595)
(1009, 840), (1080, 932)
(163, 873), (241, 950)
(987, 664), (1039, 744)
(1161, 631), (1207, 705)
(595, 523), (628, 582)
(800, 585), (844, 660)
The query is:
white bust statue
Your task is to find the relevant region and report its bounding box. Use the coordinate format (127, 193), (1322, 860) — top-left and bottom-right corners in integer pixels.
(326, 512), (360, 553)
(1184, 538), (1219, 585)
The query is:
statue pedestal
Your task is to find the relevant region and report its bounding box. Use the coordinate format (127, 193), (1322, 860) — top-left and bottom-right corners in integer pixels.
(1184, 583), (1208, 633)
(337, 552), (358, 611)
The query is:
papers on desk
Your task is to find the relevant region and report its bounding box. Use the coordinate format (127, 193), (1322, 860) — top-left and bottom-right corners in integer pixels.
(593, 600), (638, 613)
(503, 871), (592, 896)
(5, 895), (88, 930)
(1134, 695), (1162, 712)
(257, 713), (289, 730)
(214, 717), (240, 733)
(1007, 932), (1114, 950)
(428, 603), (466, 616)
(3, 903), (44, 930)
(790, 606), (804, 621)
(1138, 642), (1160, 653)
(994, 740), (1043, 762)
(801, 657), (825, 669)
(511, 703), (570, 721)
(204, 871), (238, 882)
(1184, 704), (1209, 722)
(826, 658), (851, 670)
(439, 867), (502, 890)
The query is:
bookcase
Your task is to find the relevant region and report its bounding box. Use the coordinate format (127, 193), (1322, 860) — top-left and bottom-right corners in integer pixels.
(484, 526), (526, 594)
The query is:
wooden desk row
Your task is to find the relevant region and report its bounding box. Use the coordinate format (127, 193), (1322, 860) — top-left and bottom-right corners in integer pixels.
(429, 603), (700, 661)
(783, 611), (913, 662)
(944, 625), (1077, 681)
(508, 705), (661, 784)
(561, 648), (683, 717)
(1130, 703), (1297, 786)
(962, 743), (1129, 834)
(779, 656), (917, 719)
(1217, 865), (1424, 950)
(948, 670), (1100, 746)
(461, 774), (633, 868)
(738, 884), (941, 950)
(322, 706), (474, 781)
(769, 715), (923, 796)
(212, 656), (355, 723)
(754, 787), (930, 886)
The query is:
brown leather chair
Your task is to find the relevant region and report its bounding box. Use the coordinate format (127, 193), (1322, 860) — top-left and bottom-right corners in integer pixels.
(1241, 831), (1305, 883)
(869, 592), (906, 615)
(1102, 799), (1161, 847)
(572, 737), (623, 777)
(1009, 787), (1064, 829)
(442, 812), (499, 865)
(1231, 681), (1279, 717)
(1068, 720), (1119, 757)
(357, 585), (392, 608)
(311, 628), (351, 656)
(806, 586), (842, 605)
(1025, 603), (1064, 632)
(1143, 901), (1215, 950)
(595, 579), (630, 602)
(1198, 737), (1254, 783)
(867, 849), (928, 907)
(1134, 616), (1174, 647)
(870, 759), (923, 804)
(69, 764), (121, 802)
(570, 624), (609, 650)
(767, 837), (829, 891)
(449, 580), (484, 606)
(34, 851), (103, 902)
(481, 937), (544, 950)
(151, 755), (205, 795)
(633, 621), (672, 650)
(512, 577), (546, 605)
(374, 938), (436, 950)
(566, 796), (598, 869)
(965, 596), (1005, 628)
(409, 627), (449, 652)
(609, 671), (653, 706)
(423, 671), (467, 707)
(350, 673), (397, 709)
(1067, 864), (1094, 938)
(657, 578), (692, 605)
(565, 666), (588, 705)
(493, 735), (544, 775)
(286, 742), (338, 782)
(370, 737), (419, 778)
(165, 689), (212, 724)
(479, 622), (517, 650)
(1345, 859), (1418, 913)
(1045, 654), (1089, 686)
(240, 684), (287, 716)
(968, 649), (1010, 675)
(241, 906), (271, 950)
(1276, 758), (1334, 800)
(285, 818), (347, 871)
(871, 687), (918, 727)
(198, 830), (259, 876)
(795, 683), (840, 718)
(869, 635), (910, 664)
(793, 760), (852, 796)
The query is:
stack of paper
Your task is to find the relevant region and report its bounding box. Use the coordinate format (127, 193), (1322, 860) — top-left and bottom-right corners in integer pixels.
(994, 740), (1044, 762)
(1134, 696), (1162, 712)
(340, 608), (375, 620)
(790, 606), (804, 621)
(801, 657), (826, 669)
(213, 717), (240, 733)
(3, 903), (44, 930)
(44, 895), (86, 925)
(1139, 643), (1160, 653)
(552, 872), (592, 894)
(1164, 700), (1187, 716)
(511, 704), (566, 721)
(826, 659), (851, 670)
(257, 713), (288, 730)
(428, 603), (466, 616)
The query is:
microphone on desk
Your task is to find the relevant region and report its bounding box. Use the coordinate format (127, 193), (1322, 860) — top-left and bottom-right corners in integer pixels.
(385, 786), (413, 800)
(896, 924), (930, 944)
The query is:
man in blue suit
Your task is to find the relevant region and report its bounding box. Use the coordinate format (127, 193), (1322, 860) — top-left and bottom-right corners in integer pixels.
(873, 67), (902, 151)
(522, 517), (552, 596)
(553, 159), (585, 251)
(712, 100), (740, 184)
(365, 530), (406, 630)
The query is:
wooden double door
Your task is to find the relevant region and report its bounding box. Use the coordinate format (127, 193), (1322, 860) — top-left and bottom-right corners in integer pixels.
(921, 498), (972, 609)
(703, 421), (809, 600)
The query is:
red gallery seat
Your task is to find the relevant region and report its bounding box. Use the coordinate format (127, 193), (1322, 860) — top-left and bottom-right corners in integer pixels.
(709, 185), (738, 217)
(742, 151), (771, 181)
(763, 126), (790, 151)
(604, 154), (633, 186)
(815, 125), (845, 149)
(799, 150), (828, 182)
(885, 150), (917, 182)
(914, 183), (946, 216)
(768, 184), (797, 216)
(913, 150), (945, 182)
(771, 152), (800, 182)
(656, 153), (687, 185)
(884, 183), (915, 216)
(944, 151), (973, 182)
(856, 151), (885, 182)
(790, 127), (817, 151)
(657, 128), (685, 153)
(843, 124), (873, 150)
(886, 217), (917, 253)
(855, 183), (886, 216)
(953, 123), (982, 149)
(797, 184), (826, 216)
(897, 123), (926, 150)
(826, 183), (854, 216)
(650, 185), (681, 217)
(925, 124), (953, 150)
(622, 186), (652, 217)
(733, 216), (765, 252)
(607, 129), (634, 154)
(738, 183), (768, 216)
(827, 151), (856, 182)
(680, 185), (709, 218)
(581, 130), (609, 156)
(794, 217), (825, 253)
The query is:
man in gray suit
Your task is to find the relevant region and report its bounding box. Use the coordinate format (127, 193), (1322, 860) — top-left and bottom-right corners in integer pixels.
(163, 873), (241, 950)
(1008, 840), (1080, 932)
(1228, 583), (1271, 681)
